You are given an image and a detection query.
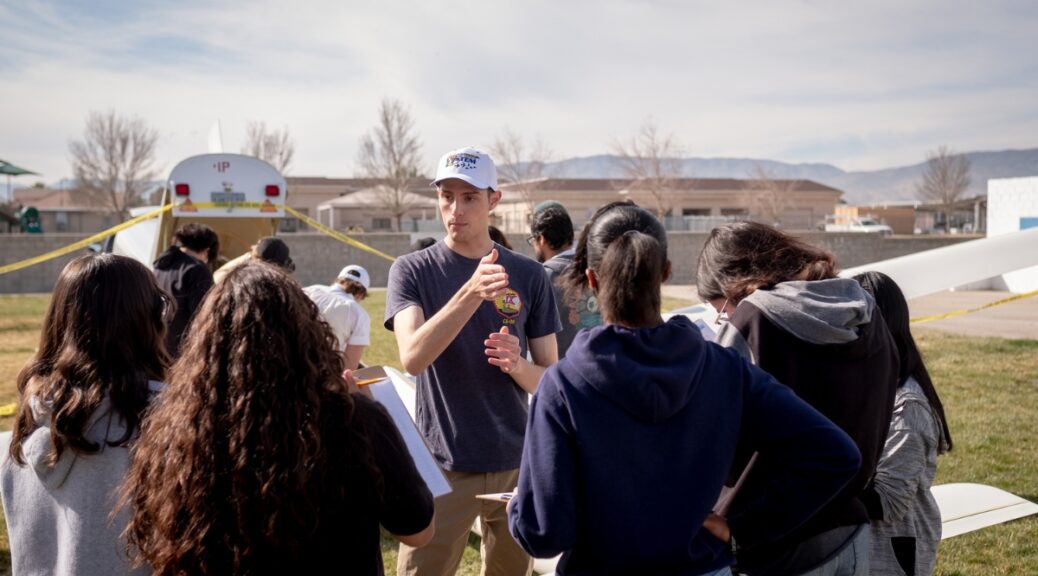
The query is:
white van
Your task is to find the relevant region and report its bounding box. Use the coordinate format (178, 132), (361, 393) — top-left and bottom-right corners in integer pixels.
(112, 153), (287, 266)
(823, 215), (894, 235)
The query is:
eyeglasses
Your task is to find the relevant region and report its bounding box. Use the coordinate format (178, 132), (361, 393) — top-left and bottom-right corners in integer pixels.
(525, 234), (538, 247)
(714, 298), (731, 326)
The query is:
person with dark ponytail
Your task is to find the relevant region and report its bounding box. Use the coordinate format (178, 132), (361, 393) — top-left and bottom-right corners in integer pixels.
(1, 253), (168, 576)
(509, 203), (862, 576)
(697, 221), (900, 576)
(854, 271), (951, 576)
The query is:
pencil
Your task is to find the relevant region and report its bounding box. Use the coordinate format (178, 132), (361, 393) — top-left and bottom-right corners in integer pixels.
(356, 377), (385, 387)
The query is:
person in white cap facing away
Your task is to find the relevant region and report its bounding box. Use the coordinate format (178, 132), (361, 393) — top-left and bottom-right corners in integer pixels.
(303, 264), (371, 370)
(385, 146), (561, 576)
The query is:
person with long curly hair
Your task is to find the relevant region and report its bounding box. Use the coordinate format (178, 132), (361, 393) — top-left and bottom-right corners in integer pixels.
(121, 262), (434, 575)
(1, 253), (169, 576)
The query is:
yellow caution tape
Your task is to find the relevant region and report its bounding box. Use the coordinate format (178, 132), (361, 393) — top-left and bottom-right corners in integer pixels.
(175, 201), (283, 210)
(0, 402), (16, 417)
(284, 206), (397, 263)
(0, 204), (174, 276)
(911, 289), (1038, 324)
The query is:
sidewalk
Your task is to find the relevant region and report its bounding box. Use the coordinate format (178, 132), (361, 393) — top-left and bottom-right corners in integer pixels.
(662, 285), (1038, 340)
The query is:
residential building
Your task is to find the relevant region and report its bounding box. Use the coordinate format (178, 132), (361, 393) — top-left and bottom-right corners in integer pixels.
(285, 177), (438, 233)
(493, 178), (843, 232)
(12, 187), (121, 234)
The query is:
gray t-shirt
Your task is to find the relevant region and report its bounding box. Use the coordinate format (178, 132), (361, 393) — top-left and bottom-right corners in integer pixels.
(543, 250), (602, 357)
(385, 241), (561, 472)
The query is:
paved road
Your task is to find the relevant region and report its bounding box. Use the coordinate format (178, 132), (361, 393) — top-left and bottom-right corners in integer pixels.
(662, 286), (1038, 340)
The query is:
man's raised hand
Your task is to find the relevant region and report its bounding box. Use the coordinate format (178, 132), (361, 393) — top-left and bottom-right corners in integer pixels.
(468, 248), (509, 301)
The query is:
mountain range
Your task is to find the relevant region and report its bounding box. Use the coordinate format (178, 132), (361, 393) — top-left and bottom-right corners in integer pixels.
(542, 148), (1038, 205)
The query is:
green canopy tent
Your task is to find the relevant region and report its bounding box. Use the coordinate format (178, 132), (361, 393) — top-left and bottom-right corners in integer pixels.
(0, 159), (40, 203)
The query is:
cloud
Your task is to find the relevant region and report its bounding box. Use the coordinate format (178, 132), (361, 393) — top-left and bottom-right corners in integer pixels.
(1, 0), (1036, 188)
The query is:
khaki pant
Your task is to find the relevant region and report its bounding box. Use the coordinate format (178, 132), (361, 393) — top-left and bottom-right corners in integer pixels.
(398, 468), (533, 576)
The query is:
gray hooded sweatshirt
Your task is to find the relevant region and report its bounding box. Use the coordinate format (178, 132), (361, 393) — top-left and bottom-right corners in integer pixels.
(1, 384), (160, 576)
(714, 279), (900, 575)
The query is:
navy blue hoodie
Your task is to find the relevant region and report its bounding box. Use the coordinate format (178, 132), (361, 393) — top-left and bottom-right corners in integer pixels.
(508, 316), (861, 575)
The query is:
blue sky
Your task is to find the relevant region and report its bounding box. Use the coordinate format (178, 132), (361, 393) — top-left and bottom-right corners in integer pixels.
(2, 0), (1037, 189)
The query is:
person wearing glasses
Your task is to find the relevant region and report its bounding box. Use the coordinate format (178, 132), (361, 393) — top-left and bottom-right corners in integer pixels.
(527, 200), (602, 356)
(509, 202), (861, 576)
(696, 221), (899, 576)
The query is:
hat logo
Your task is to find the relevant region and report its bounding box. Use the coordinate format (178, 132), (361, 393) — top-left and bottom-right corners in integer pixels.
(445, 153), (480, 171)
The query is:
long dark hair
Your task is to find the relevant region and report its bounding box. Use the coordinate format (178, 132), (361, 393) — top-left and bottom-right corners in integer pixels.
(697, 221), (838, 303)
(8, 254), (168, 465)
(854, 271), (952, 452)
(563, 201), (668, 326)
(122, 262), (382, 574)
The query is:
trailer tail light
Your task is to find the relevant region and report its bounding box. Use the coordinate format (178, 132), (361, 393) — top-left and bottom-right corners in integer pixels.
(265, 185), (280, 197)
(175, 184), (190, 196)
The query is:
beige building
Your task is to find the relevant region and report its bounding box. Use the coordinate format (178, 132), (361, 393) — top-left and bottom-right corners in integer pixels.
(12, 187), (121, 234)
(315, 187), (439, 232)
(494, 178), (843, 232)
(284, 177), (438, 233)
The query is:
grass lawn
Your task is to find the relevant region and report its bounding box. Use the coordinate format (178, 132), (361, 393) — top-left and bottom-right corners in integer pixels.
(1, 293), (1036, 574)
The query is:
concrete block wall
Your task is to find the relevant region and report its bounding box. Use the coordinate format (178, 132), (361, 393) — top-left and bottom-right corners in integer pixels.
(0, 234), (94, 294)
(504, 231), (976, 285)
(278, 234), (412, 288)
(1, 231), (977, 294)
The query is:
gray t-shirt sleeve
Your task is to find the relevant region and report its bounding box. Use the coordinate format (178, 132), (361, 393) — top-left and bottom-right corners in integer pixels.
(385, 256), (419, 331)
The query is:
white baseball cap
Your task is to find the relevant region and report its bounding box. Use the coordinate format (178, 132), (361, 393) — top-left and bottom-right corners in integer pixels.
(337, 265), (370, 289)
(433, 147), (497, 191)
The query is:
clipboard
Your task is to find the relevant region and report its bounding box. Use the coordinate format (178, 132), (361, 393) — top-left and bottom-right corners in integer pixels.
(362, 366), (452, 498)
(351, 365), (389, 387)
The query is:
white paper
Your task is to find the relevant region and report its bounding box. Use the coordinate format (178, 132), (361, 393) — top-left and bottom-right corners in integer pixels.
(367, 373), (451, 497)
(694, 318), (717, 342)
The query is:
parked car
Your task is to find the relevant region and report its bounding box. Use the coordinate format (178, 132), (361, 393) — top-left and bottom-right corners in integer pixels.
(823, 215), (894, 235)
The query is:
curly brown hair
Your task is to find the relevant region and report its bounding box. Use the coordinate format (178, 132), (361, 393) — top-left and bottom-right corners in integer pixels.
(8, 253), (168, 466)
(121, 262), (382, 574)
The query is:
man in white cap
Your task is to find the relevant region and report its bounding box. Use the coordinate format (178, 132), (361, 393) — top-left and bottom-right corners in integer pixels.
(303, 264), (371, 370)
(385, 146), (561, 576)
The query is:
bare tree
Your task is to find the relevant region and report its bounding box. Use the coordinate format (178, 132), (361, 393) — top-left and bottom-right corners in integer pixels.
(611, 118), (686, 220)
(490, 128), (553, 212)
(69, 111), (160, 221)
(916, 145), (971, 233)
(242, 121), (295, 173)
(356, 99), (423, 232)
(744, 164), (798, 227)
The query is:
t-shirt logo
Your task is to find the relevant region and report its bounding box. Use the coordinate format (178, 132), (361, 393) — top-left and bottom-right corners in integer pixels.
(494, 289), (523, 319)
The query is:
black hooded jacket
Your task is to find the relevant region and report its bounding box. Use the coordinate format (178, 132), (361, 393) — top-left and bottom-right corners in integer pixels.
(153, 246), (213, 357)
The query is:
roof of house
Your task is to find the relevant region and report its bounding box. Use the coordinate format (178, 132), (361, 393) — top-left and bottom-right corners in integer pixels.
(316, 187), (437, 209)
(498, 177), (842, 193)
(13, 187), (123, 211)
(288, 177), (437, 198)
